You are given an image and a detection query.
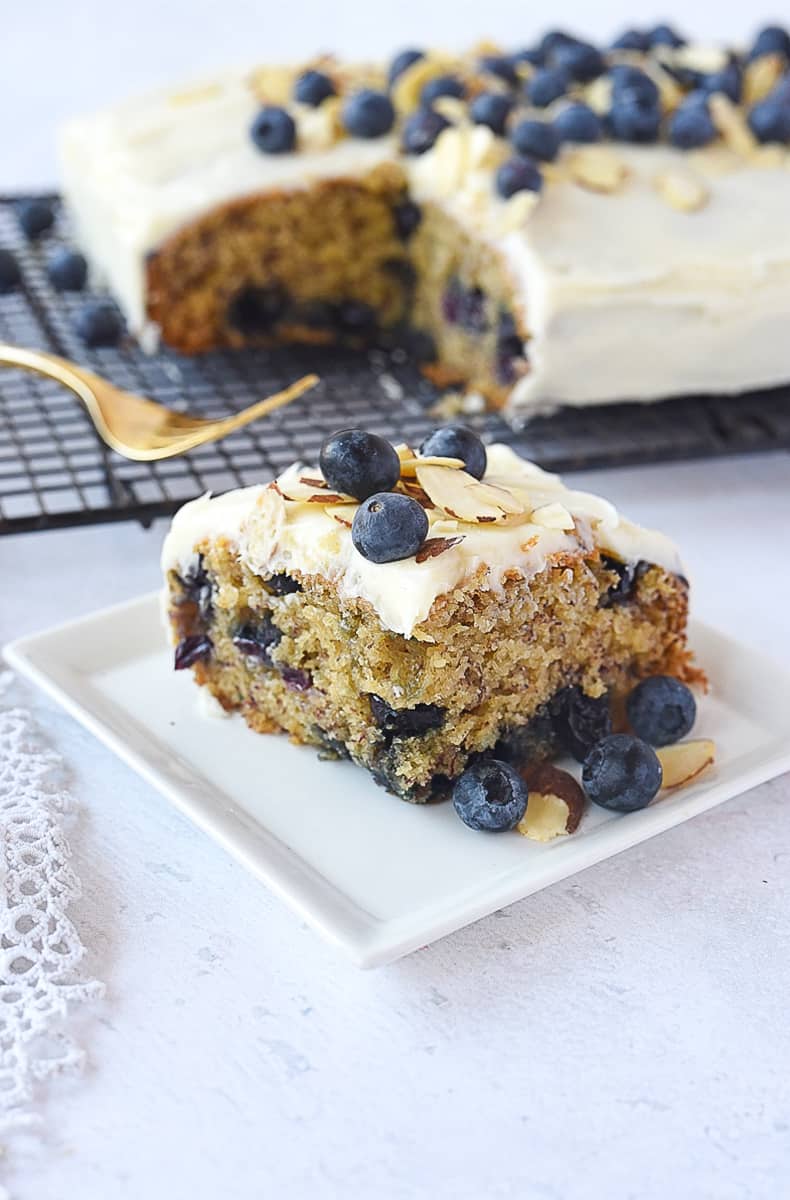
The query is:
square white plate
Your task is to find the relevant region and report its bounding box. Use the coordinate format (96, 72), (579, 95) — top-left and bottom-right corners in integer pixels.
(5, 593), (790, 967)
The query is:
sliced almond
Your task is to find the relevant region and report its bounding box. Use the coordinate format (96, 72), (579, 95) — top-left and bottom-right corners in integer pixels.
(324, 504), (358, 528)
(296, 96), (342, 150)
(531, 502), (575, 531)
(249, 65), (294, 105)
(394, 442), (417, 465)
(496, 189), (540, 234)
(415, 535), (464, 563)
(274, 466), (355, 505)
(433, 95), (468, 123)
(657, 739), (716, 789)
(399, 455), (466, 475)
(744, 53), (785, 106)
(415, 464), (525, 523)
(583, 75), (613, 116)
(749, 144), (788, 168)
(567, 146), (629, 194)
(655, 168), (709, 213)
(708, 93), (757, 156)
(517, 764), (586, 841)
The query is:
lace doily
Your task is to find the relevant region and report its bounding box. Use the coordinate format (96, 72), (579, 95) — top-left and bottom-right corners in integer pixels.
(0, 673), (104, 1176)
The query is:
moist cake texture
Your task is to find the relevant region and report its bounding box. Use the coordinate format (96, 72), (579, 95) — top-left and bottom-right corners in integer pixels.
(62, 25), (790, 416)
(162, 438), (699, 802)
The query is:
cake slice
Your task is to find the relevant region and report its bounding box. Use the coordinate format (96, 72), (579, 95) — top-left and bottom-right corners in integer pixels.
(161, 426), (699, 802)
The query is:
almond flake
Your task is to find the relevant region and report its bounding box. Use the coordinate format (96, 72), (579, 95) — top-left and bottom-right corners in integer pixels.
(249, 65), (294, 105)
(531, 502), (575, 530)
(394, 443), (417, 464)
(496, 189), (540, 234)
(399, 455), (466, 475)
(324, 503), (357, 528)
(415, 464), (525, 523)
(415, 536), (464, 563)
(567, 146), (628, 194)
(274, 466), (355, 505)
(657, 739), (716, 789)
(708, 93), (757, 156)
(299, 475), (327, 488)
(744, 53), (785, 106)
(655, 168), (709, 213)
(398, 480), (435, 509)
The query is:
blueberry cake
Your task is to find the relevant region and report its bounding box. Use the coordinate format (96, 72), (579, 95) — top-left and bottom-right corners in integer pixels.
(62, 24), (790, 416)
(161, 427), (701, 803)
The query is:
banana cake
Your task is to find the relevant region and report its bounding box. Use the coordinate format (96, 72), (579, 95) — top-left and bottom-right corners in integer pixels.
(161, 426), (700, 803)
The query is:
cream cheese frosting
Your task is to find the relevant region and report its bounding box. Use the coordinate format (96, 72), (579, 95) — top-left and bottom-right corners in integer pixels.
(160, 444), (683, 638)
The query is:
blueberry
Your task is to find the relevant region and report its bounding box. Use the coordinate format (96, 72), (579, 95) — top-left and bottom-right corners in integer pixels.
(540, 30), (578, 58)
(319, 428), (400, 501)
(669, 95), (717, 149)
(17, 198), (55, 239)
(748, 25), (790, 62)
(495, 156), (544, 199)
(512, 46), (544, 67)
(250, 106), (296, 153)
(648, 24), (685, 48)
(369, 694), (445, 738)
(701, 62), (742, 102)
(266, 572), (301, 595)
(401, 107), (450, 155)
(393, 199), (422, 238)
(0, 249), (20, 293)
(610, 29), (651, 52)
(293, 69), (336, 106)
(452, 759), (528, 832)
(526, 67), (569, 108)
(608, 95), (661, 143)
(626, 676), (697, 746)
(495, 311), (526, 384)
(458, 285), (488, 333)
(553, 41), (605, 83)
(610, 66), (660, 107)
(550, 686), (613, 763)
(441, 276), (464, 325)
(553, 102), (603, 144)
(469, 92), (513, 136)
(227, 284), (287, 334)
(343, 89), (395, 138)
(420, 75), (466, 105)
(599, 555), (649, 606)
(174, 634), (213, 671)
(510, 118), (560, 161)
(176, 554), (213, 623)
(419, 423), (487, 479)
(281, 666), (312, 691)
(749, 93), (790, 144)
(582, 734), (663, 813)
(388, 48), (424, 86)
(75, 300), (123, 347)
(352, 492), (429, 563)
(478, 54), (520, 86)
(47, 248), (88, 291)
(232, 618), (281, 663)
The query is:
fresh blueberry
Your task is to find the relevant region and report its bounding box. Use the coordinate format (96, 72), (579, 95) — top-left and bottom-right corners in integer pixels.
(510, 118), (560, 161)
(250, 106), (296, 153)
(17, 198), (55, 240)
(669, 94), (717, 148)
(701, 62), (742, 102)
(401, 106), (450, 154)
(495, 155), (544, 198)
(469, 92), (513, 136)
(232, 617), (281, 663)
(610, 29), (651, 52)
(553, 102), (603, 144)
(512, 46), (544, 67)
(47, 248), (88, 291)
(419, 424), (487, 479)
(334, 299), (378, 337)
(319, 428), (400, 501)
(393, 199), (422, 238)
(0, 249), (20, 293)
(610, 66), (660, 107)
(174, 634), (213, 670)
(369, 694), (445, 738)
(452, 759), (528, 832)
(420, 75), (466, 105)
(526, 67), (569, 108)
(553, 41), (605, 83)
(626, 676), (697, 746)
(293, 69), (336, 106)
(608, 95), (661, 143)
(351, 492), (429, 563)
(748, 25), (790, 62)
(388, 48), (424, 86)
(75, 301), (123, 347)
(227, 284), (287, 334)
(648, 24), (686, 48)
(478, 54), (520, 86)
(582, 733), (663, 812)
(550, 686), (613, 763)
(749, 92), (790, 144)
(539, 30), (578, 59)
(343, 89), (395, 138)
(266, 572), (302, 595)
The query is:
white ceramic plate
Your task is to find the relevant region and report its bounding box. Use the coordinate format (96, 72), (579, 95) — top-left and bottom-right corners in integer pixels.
(6, 594), (790, 967)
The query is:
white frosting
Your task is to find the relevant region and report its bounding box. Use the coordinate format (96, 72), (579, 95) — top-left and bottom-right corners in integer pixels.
(60, 67), (790, 413)
(160, 444), (683, 638)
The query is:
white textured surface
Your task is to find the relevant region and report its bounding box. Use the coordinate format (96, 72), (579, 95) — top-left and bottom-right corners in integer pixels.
(2, 452), (790, 1198)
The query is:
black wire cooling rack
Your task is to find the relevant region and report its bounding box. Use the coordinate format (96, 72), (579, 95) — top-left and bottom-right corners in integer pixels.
(2, 193), (790, 536)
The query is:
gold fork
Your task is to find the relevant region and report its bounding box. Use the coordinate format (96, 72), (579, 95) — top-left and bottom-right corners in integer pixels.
(0, 343), (319, 461)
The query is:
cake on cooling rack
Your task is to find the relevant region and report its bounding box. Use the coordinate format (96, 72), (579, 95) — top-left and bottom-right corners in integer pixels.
(61, 24), (790, 419)
(161, 425), (699, 803)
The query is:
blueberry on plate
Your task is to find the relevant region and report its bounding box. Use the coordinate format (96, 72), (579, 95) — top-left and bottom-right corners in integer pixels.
(343, 89), (395, 138)
(388, 48), (424, 87)
(419, 424), (487, 479)
(610, 29), (651, 52)
(452, 759), (528, 832)
(749, 92), (790, 144)
(420, 75), (466, 105)
(0, 249), (20, 293)
(351, 492), (429, 564)
(469, 92), (513, 136)
(319, 428), (400, 501)
(250, 106), (296, 153)
(401, 107), (450, 155)
(75, 300), (123, 347)
(293, 69), (336, 106)
(552, 41), (605, 83)
(47, 248), (88, 291)
(582, 733), (663, 812)
(495, 156), (544, 199)
(747, 25), (790, 62)
(17, 198), (55, 240)
(553, 102), (603, 144)
(510, 118), (560, 161)
(648, 23), (686, 48)
(626, 676), (696, 746)
(668, 95), (717, 149)
(526, 67), (570, 108)
(174, 634), (213, 671)
(608, 94), (661, 143)
(551, 686), (612, 762)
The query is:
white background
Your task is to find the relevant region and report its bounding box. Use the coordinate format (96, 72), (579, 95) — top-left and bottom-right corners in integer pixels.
(3, 4), (790, 1199)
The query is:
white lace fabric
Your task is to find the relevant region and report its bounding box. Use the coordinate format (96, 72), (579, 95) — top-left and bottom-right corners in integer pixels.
(0, 674), (103, 1174)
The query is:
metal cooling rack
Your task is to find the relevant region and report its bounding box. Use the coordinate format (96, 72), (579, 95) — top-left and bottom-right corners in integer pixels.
(2, 193), (790, 536)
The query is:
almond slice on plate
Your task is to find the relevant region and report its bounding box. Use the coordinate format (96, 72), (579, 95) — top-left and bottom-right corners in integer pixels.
(657, 739), (716, 789)
(516, 763), (586, 841)
(415, 464), (526, 523)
